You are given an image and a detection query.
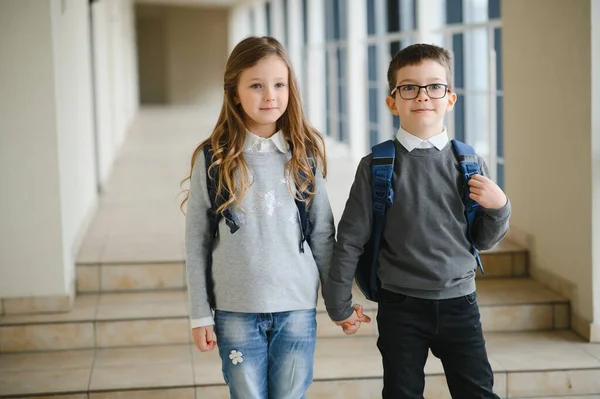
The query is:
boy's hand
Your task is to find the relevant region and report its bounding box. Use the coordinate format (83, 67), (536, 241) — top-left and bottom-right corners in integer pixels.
(192, 326), (217, 352)
(335, 304), (371, 335)
(468, 174), (507, 210)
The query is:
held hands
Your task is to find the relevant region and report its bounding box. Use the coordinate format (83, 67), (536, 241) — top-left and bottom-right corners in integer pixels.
(335, 304), (371, 335)
(192, 326), (217, 352)
(468, 174), (507, 210)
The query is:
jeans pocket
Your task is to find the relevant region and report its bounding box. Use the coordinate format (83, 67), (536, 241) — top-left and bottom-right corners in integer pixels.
(379, 290), (411, 307)
(465, 291), (477, 305)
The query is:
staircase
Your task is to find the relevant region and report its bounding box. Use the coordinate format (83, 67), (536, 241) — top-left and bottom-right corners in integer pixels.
(1, 108), (599, 398)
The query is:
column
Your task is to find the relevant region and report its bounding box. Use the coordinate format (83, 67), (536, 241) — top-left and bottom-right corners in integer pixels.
(305, 0), (326, 134)
(347, 0), (368, 158)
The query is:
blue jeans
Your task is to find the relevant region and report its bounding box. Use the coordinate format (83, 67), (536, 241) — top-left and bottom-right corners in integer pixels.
(214, 309), (317, 399)
(376, 289), (500, 399)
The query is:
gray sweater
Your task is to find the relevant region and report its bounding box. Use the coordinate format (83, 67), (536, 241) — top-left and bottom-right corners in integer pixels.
(325, 140), (511, 321)
(185, 133), (335, 327)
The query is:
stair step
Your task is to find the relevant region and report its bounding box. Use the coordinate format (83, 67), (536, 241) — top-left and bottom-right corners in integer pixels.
(0, 278), (568, 353)
(75, 242), (528, 293)
(479, 240), (528, 279)
(0, 331), (598, 398)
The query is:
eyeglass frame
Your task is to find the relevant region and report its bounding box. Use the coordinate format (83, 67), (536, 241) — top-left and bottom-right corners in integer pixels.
(390, 83), (450, 100)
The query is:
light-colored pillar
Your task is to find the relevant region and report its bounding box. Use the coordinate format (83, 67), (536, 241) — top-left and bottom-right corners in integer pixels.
(305, 0), (326, 134)
(346, 0), (368, 159)
(0, 0), (98, 310)
(375, 0), (392, 143)
(270, 0), (285, 42)
(463, 0), (494, 176)
(253, 1), (268, 37)
(416, 0), (444, 46)
(229, 3), (252, 51)
(503, 0), (597, 341)
(286, 0), (304, 89)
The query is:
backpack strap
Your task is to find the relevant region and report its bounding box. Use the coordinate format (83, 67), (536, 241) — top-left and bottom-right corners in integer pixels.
(367, 139), (396, 298)
(203, 145), (239, 235)
(451, 139), (485, 274)
(288, 142), (316, 253)
(202, 144), (238, 310)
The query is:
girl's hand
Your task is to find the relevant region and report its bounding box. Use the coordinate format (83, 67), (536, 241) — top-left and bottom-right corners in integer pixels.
(468, 174), (507, 210)
(192, 326), (217, 352)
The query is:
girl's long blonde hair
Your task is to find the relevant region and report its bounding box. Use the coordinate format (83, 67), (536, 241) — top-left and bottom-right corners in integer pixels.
(181, 36), (327, 214)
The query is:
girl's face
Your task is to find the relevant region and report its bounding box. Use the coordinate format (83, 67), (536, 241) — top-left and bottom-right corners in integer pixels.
(236, 55), (289, 138)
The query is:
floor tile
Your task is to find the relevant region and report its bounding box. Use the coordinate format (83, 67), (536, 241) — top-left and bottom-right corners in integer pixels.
(0, 349), (94, 372)
(191, 346), (225, 385)
(1, 323), (95, 352)
(89, 388), (195, 399)
(0, 295), (98, 325)
(94, 344), (191, 368)
(195, 386), (229, 399)
(100, 263), (184, 291)
(95, 319), (190, 347)
(507, 369), (600, 397)
(0, 368), (91, 396)
(89, 363), (194, 391)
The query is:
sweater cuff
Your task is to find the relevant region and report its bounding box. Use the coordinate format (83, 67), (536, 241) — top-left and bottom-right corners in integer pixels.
(190, 317), (214, 329)
(484, 197), (511, 221)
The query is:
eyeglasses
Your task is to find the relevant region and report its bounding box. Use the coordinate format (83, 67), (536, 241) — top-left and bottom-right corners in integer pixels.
(390, 84), (450, 100)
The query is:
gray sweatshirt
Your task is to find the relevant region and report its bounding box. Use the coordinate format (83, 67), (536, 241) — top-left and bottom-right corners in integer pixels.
(325, 139), (511, 321)
(185, 131), (335, 328)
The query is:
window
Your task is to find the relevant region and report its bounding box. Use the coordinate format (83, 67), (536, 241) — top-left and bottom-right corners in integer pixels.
(366, 0), (418, 147)
(324, 0), (348, 142)
(265, 2), (271, 36)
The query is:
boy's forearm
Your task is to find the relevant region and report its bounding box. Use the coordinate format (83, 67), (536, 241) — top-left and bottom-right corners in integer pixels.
(324, 160), (373, 321)
(473, 198), (511, 250)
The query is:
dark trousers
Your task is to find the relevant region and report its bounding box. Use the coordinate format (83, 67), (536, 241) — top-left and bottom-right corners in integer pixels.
(376, 289), (500, 399)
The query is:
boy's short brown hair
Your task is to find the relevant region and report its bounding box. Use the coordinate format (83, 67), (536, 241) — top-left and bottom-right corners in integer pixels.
(387, 43), (453, 94)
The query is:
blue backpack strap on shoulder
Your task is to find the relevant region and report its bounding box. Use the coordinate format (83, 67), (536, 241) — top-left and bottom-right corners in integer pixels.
(203, 145), (239, 235)
(288, 142), (316, 253)
(355, 139), (395, 301)
(202, 144), (239, 310)
(451, 139), (485, 274)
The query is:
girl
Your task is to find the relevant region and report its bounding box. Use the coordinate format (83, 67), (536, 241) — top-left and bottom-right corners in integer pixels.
(181, 36), (335, 399)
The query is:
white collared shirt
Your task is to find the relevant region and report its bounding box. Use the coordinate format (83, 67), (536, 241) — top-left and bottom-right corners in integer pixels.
(244, 130), (289, 153)
(396, 126), (449, 152)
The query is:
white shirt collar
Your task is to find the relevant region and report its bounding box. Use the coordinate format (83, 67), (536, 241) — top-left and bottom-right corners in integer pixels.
(396, 126), (449, 152)
(243, 130), (289, 153)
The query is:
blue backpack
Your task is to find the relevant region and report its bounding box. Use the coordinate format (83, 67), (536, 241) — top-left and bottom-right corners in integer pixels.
(355, 139), (485, 302)
(202, 144), (315, 309)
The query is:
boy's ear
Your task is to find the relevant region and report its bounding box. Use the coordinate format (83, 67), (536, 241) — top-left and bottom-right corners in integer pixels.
(446, 91), (458, 111)
(386, 96), (399, 115)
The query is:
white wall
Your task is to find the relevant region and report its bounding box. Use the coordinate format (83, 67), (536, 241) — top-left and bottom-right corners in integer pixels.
(0, 0), (139, 300)
(136, 4), (228, 107)
(592, 0), (600, 331)
(92, 0), (139, 188)
(50, 0), (98, 292)
(0, 0), (67, 297)
(165, 7), (228, 106)
(503, 0), (596, 337)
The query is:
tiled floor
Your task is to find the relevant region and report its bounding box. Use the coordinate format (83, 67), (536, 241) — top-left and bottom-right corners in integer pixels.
(1, 331), (599, 398)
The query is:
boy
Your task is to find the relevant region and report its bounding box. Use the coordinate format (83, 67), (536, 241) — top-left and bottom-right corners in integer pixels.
(324, 43), (510, 398)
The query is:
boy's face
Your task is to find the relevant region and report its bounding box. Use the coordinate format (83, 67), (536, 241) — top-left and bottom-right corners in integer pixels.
(386, 60), (457, 139)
